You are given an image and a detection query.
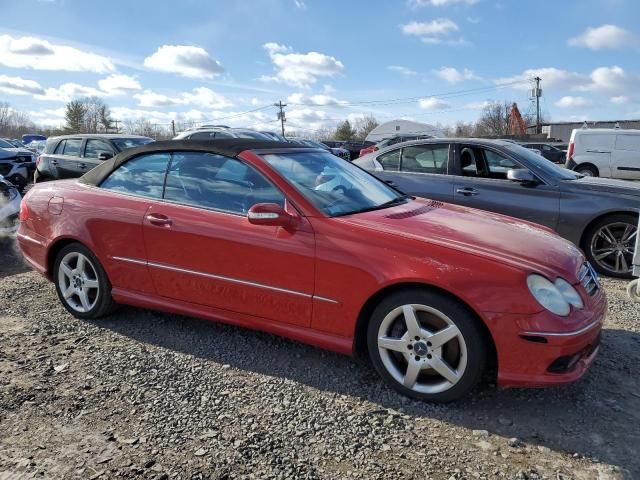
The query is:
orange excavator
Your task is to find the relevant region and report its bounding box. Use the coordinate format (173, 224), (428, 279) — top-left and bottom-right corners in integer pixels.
(509, 102), (527, 135)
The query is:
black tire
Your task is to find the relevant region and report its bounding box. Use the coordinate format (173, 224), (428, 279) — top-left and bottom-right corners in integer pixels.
(53, 243), (116, 319)
(575, 164), (598, 177)
(367, 289), (487, 402)
(582, 213), (637, 279)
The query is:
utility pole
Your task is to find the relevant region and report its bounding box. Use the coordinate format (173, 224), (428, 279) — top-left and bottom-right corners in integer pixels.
(113, 119), (120, 133)
(533, 76), (542, 134)
(274, 101), (287, 137)
(171, 119), (176, 136)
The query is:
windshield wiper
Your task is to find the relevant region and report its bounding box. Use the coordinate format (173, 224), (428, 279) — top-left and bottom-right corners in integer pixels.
(338, 194), (411, 216)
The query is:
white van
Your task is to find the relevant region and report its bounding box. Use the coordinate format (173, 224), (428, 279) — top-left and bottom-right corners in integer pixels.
(566, 128), (640, 179)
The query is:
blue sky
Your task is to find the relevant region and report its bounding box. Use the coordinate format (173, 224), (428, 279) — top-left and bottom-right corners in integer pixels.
(0, 0), (638, 134)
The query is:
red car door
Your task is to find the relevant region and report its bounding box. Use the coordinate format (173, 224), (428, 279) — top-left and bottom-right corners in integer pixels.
(88, 151), (172, 295)
(142, 151), (315, 327)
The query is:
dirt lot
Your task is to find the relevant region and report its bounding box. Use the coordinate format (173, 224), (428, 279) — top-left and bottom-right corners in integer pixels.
(1, 237), (638, 479)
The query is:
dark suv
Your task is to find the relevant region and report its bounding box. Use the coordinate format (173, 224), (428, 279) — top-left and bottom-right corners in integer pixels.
(35, 134), (153, 182)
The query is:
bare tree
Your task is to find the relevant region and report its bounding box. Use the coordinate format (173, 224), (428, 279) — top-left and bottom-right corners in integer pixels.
(0, 102), (11, 133)
(353, 115), (379, 140)
(474, 101), (511, 137)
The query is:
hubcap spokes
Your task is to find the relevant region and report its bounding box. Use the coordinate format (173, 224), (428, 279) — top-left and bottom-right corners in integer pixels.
(58, 252), (99, 313)
(591, 222), (636, 274)
(377, 304), (467, 394)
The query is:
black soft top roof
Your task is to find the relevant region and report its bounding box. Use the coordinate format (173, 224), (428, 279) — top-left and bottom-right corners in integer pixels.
(79, 139), (310, 186)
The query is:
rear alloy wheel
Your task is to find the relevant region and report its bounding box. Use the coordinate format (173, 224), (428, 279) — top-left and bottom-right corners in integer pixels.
(585, 214), (637, 279)
(54, 243), (116, 318)
(367, 290), (486, 402)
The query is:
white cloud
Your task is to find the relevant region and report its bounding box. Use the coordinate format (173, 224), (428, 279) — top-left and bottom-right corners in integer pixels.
(294, 0), (306, 8)
(611, 96), (629, 105)
(464, 100), (491, 109)
(261, 43), (344, 88)
(495, 67), (588, 91)
(322, 84), (336, 93)
(569, 24), (638, 50)
(419, 98), (451, 110)
(388, 65), (418, 76)
(134, 87), (232, 109)
(401, 18), (458, 36)
(144, 45), (224, 79)
(408, 0), (478, 6)
(400, 19), (468, 45)
(555, 96), (592, 108)
(182, 87), (233, 109)
(98, 74), (142, 95)
(286, 92), (347, 106)
(0, 34), (115, 73)
(581, 65), (637, 96)
(435, 66), (479, 83)
(35, 83), (106, 102)
(0, 75), (45, 96)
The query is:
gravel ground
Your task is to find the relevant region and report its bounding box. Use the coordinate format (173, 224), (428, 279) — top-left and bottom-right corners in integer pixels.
(0, 237), (638, 479)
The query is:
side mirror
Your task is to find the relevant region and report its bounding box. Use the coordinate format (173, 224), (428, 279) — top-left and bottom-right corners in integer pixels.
(98, 152), (114, 161)
(247, 203), (293, 227)
(507, 168), (538, 185)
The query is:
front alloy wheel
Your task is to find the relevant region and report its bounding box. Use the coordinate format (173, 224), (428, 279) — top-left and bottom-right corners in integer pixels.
(368, 290), (486, 402)
(586, 214), (637, 278)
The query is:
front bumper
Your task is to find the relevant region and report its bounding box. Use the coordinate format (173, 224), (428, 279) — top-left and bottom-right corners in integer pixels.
(483, 294), (606, 388)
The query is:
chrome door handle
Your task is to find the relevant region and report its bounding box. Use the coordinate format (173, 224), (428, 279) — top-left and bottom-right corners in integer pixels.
(146, 214), (172, 227)
(456, 187), (479, 196)
(79, 163), (87, 169)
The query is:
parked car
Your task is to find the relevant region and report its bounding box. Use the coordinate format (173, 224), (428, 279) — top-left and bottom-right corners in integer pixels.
(322, 140), (346, 149)
(355, 138), (639, 278)
(338, 140), (375, 160)
(18, 138), (604, 402)
(360, 135), (434, 157)
(0, 175), (21, 235)
(260, 131), (288, 142)
(22, 134), (46, 145)
(174, 126), (272, 141)
(2, 138), (25, 148)
(291, 138), (351, 161)
(24, 140), (46, 154)
(566, 128), (640, 179)
(35, 134), (154, 182)
(0, 138), (36, 190)
(521, 143), (566, 163)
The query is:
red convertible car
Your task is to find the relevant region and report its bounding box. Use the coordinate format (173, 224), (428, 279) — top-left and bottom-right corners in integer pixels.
(17, 139), (605, 401)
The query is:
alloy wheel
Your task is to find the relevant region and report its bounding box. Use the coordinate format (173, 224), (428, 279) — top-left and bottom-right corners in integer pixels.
(57, 252), (100, 313)
(377, 304), (467, 394)
(590, 221), (637, 275)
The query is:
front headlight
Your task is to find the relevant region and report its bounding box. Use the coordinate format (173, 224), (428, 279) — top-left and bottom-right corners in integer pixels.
(527, 274), (570, 316)
(554, 277), (584, 309)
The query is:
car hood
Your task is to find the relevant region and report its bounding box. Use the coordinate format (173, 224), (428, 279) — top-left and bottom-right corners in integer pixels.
(340, 198), (584, 281)
(566, 176), (640, 196)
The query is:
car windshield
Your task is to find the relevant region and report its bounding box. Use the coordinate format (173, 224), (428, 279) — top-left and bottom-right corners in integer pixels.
(302, 140), (329, 149)
(504, 144), (580, 180)
(262, 150), (407, 217)
(0, 139), (15, 148)
(112, 137), (154, 151)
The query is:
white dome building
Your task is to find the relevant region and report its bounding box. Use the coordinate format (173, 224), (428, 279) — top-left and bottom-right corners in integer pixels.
(366, 120), (444, 142)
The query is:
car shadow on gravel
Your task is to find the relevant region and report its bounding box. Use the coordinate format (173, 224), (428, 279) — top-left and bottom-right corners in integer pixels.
(91, 308), (640, 477)
(0, 238), (30, 278)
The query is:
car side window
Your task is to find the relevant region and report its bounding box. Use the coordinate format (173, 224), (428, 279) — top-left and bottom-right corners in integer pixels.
(401, 145), (449, 174)
(100, 153), (170, 199)
(189, 131), (216, 140)
(85, 139), (115, 158)
(485, 150), (521, 180)
(62, 139), (82, 156)
(54, 140), (65, 154)
(377, 149), (400, 171)
(163, 152), (284, 214)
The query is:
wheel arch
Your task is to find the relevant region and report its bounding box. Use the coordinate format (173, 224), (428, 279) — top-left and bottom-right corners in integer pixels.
(353, 282), (498, 376)
(579, 210), (639, 251)
(573, 162), (599, 175)
(45, 236), (89, 280)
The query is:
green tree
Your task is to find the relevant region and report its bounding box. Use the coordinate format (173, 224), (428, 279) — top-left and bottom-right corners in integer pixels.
(64, 100), (86, 133)
(334, 120), (356, 141)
